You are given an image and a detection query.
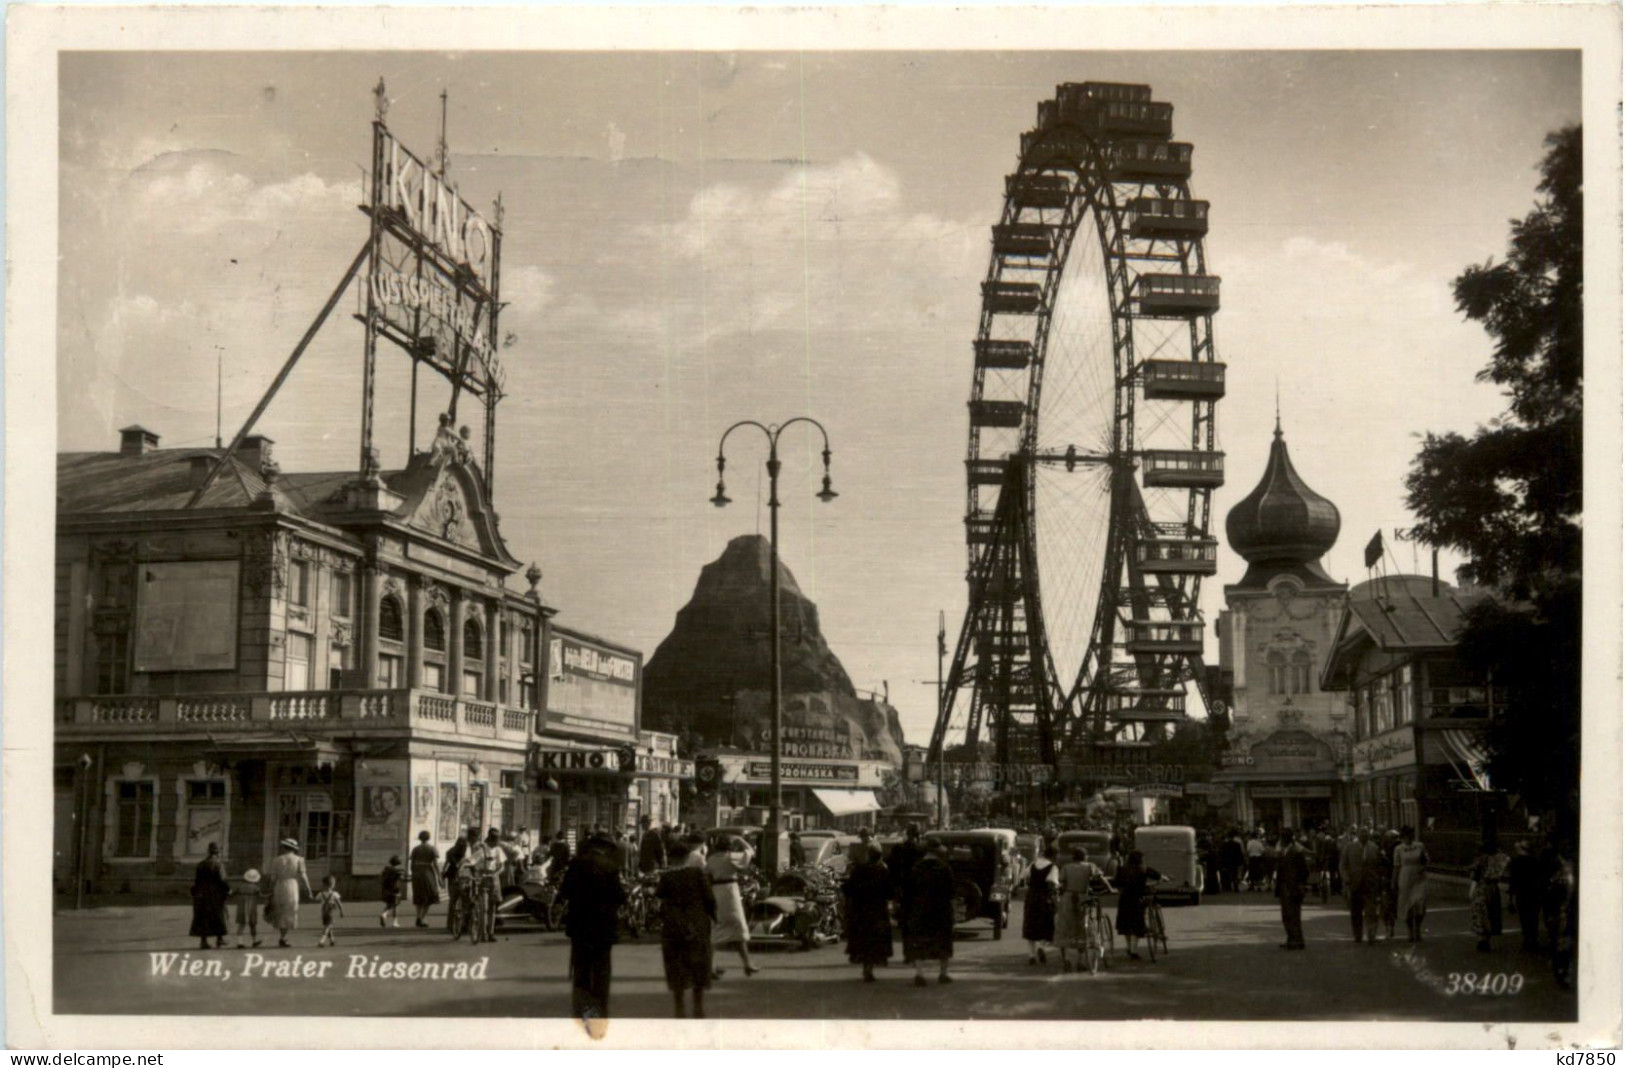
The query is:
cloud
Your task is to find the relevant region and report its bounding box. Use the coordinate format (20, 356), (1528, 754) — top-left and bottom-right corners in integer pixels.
(124, 155), (361, 236)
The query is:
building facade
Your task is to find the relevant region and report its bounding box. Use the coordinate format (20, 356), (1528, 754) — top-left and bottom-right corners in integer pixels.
(693, 750), (888, 831)
(55, 423), (551, 896)
(1319, 574), (1512, 868)
(1212, 425), (1353, 830)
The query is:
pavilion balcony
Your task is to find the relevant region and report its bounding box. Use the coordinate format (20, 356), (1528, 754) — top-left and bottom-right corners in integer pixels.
(1141, 449), (1225, 489)
(975, 339), (1034, 370)
(1006, 174), (1072, 211)
(1133, 534), (1219, 576)
(992, 223), (1057, 258)
(983, 280), (1046, 315)
(969, 398), (1028, 428)
(1107, 141), (1194, 182)
(966, 514), (999, 545)
(1093, 100), (1174, 140)
(1140, 359), (1226, 400)
(1122, 619), (1205, 656)
(1102, 688), (1188, 721)
(966, 458), (1013, 485)
(1126, 197), (1210, 239)
(1133, 272), (1221, 317)
(55, 688), (536, 747)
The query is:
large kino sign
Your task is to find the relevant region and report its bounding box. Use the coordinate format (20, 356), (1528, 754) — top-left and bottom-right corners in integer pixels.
(369, 126), (504, 393)
(360, 91), (507, 490)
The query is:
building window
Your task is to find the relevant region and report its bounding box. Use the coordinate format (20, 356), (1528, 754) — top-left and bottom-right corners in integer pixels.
(112, 780), (156, 858)
(182, 779), (227, 858)
(330, 570), (353, 620)
(462, 671), (483, 699)
(379, 597), (404, 642)
(499, 677), (510, 704)
(425, 610), (446, 652)
(284, 632), (313, 691)
(289, 559), (311, 608)
(1373, 679), (1394, 734)
(1267, 652), (1287, 696)
(94, 631), (130, 695)
(424, 662), (446, 693)
(97, 563), (134, 609)
(1290, 651), (1312, 695)
(1395, 665), (1413, 725)
(329, 642), (349, 689)
(378, 653), (403, 689)
(464, 618), (483, 662)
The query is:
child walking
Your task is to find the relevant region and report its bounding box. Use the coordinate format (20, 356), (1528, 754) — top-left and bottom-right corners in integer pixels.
(315, 875), (344, 947)
(379, 855), (404, 928)
(233, 869), (265, 949)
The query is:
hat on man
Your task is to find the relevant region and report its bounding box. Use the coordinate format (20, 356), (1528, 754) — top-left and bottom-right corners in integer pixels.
(279, 838), (300, 851)
(242, 869), (262, 884)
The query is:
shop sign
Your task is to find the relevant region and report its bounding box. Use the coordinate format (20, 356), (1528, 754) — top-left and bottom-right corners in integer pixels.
(536, 747), (636, 774)
(1063, 762), (1187, 785)
(1352, 730), (1417, 775)
(1249, 731), (1336, 775)
(377, 127), (496, 289)
(1185, 783), (1235, 806)
(1131, 783), (1185, 799)
(745, 762), (860, 784)
(635, 754), (695, 779)
(1251, 785), (1333, 799)
(545, 631), (639, 741)
(762, 723), (857, 760)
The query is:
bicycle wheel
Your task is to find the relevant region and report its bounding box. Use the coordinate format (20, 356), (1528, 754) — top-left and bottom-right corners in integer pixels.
(1097, 910), (1115, 968)
(1149, 903), (1168, 957)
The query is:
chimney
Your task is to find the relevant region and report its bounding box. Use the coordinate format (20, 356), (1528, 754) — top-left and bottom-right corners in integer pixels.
(189, 455), (216, 487)
(119, 425), (160, 457)
(235, 434), (275, 473)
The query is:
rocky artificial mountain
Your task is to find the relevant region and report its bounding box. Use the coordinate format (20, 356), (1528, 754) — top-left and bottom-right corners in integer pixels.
(642, 534), (908, 766)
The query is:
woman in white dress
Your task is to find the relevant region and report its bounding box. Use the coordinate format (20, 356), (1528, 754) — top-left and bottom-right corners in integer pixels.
(265, 838), (314, 947)
(707, 837), (759, 978)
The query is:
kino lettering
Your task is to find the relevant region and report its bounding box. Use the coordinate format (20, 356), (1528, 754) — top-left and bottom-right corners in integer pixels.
(381, 135), (494, 287)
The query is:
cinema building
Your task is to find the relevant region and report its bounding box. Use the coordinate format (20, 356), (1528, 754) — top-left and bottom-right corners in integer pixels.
(53, 424), (554, 896)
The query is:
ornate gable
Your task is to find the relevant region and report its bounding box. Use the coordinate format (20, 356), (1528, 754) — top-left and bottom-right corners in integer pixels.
(393, 419), (520, 569)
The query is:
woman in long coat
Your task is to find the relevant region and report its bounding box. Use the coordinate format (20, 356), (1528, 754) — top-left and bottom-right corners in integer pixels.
(1393, 826), (1431, 942)
(656, 838), (716, 1017)
(842, 845), (894, 982)
(189, 842), (231, 949)
(408, 830), (441, 928)
(902, 840), (957, 986)
(265, 838), (313, 947)
(707, 837), (758, 978)
(1021, 847), (1058, 965)
(1114, 850), (1160, 960)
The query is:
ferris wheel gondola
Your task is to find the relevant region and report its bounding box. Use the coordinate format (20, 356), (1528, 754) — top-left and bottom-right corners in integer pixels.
(932, 81), (1227, 772)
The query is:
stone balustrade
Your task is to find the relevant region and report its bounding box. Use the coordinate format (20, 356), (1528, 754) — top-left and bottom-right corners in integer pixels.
(57, 688), (535, 746)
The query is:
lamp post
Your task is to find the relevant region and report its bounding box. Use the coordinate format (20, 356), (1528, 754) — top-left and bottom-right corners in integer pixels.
(711, 418), (837, 878)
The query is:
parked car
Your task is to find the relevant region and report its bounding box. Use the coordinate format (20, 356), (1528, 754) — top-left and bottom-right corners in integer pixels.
(1055, 829), (1120, 878)
(923, 829), (1017, 939)
(1134, 824), (1204, 904)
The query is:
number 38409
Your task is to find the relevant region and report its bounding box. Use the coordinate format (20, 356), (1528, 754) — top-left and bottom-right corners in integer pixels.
(1444, 972), (1525, 995)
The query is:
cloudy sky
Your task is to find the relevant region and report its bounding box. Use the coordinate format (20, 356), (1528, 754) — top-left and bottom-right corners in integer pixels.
(58, 50), (1580, 744)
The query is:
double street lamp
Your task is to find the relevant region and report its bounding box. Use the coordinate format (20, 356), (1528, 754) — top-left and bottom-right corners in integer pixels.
(711, 418), (837, 877)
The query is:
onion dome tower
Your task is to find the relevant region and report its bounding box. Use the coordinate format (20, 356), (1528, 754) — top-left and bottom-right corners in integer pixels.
(1225, 418), (1342, 590)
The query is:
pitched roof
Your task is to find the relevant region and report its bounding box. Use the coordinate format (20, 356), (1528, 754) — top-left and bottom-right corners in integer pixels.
(1320, 574), (1488, 688)
(57, 449), (396, 519)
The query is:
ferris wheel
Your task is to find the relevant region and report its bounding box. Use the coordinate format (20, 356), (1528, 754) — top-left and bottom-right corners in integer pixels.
(931, 82), (1226, 771)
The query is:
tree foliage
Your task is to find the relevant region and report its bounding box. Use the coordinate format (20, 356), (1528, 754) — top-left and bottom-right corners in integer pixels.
(1404, 126), (1582, 599)
(1404, 126), (1583, 836)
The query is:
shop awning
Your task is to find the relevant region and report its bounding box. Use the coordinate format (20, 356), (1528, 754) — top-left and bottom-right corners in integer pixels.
(811, 788), (881, 818)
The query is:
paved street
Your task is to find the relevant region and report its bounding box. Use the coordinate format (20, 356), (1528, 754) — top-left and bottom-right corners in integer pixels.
(53, 887), (1574, 1021)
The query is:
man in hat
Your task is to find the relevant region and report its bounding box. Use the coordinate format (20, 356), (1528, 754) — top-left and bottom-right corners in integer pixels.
(902, 838), (956, 985)
(470, 828), (510, 942)
(888, 824), (924, 905)
(1275, 828), (1310, 950)
(559, 832), (627, 1025)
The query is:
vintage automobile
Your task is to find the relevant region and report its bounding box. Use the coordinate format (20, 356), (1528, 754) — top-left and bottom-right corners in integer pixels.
(923, 829), (1017, 939)
(1055, 829), (1121, 878)
(705, 826), (795, 874)
(1134, 824), (1204, 904)
(746, 864), (845, 950)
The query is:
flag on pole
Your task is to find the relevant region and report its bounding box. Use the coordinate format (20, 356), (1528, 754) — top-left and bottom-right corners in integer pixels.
(938, 611), (947, 658)
(1364, 530), (1384, 568)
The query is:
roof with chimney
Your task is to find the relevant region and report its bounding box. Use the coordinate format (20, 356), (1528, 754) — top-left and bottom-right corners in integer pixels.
(58, 424), (521, 570)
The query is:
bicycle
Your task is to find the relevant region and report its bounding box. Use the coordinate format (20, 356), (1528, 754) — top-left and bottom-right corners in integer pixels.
(1143, 884), (1169, 962)
(448, 870), (478, 942)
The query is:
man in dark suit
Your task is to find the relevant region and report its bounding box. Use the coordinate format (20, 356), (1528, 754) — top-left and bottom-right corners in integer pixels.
(1276, 828), (1311, 950)
(559, 833), (628, 1024)
(638, 815), (667, 875)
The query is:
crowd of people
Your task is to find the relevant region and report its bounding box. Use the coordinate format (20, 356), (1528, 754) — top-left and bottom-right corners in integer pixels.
(1187, 823), (1578, 986)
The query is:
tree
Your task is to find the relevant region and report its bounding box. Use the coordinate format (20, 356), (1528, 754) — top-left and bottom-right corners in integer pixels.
(1404, 126), (1582, 838)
